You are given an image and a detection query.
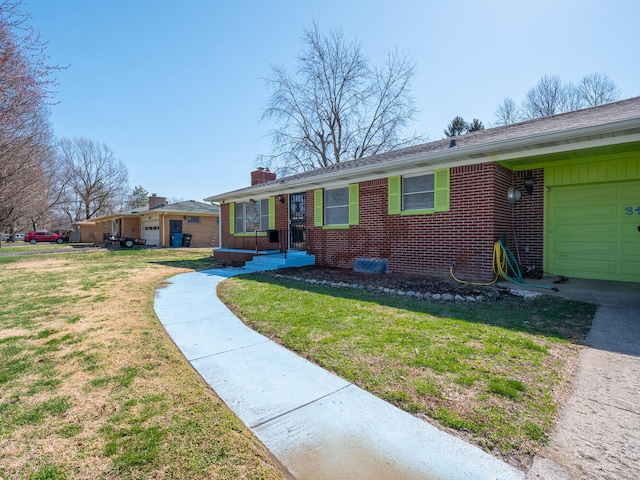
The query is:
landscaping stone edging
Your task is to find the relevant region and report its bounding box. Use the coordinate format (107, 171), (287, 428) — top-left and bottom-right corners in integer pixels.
(271, 273), (493, 302)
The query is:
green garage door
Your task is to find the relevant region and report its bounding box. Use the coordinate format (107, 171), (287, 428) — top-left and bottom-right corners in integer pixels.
(546, 181), (640, 282)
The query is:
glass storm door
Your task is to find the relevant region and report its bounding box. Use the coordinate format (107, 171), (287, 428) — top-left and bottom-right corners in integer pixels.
(289, 192), (306, 250)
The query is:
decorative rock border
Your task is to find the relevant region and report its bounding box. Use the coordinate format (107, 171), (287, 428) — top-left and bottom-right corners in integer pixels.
(270, 273), (493, 303)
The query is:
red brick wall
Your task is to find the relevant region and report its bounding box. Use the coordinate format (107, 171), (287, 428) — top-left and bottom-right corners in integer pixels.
(511, 169), (544, 270)
(307, 164), (543, 281)
(251, 168), (276, 185)
(218, 164), (545, 280)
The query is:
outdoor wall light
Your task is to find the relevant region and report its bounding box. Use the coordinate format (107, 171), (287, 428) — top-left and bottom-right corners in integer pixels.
(524, 176), (534, 195)
(278, 195), (285, 203)
(507, 186), (522, 205)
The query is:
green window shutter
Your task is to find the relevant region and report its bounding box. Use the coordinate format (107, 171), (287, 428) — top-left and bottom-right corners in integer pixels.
(434, 168), (450, 212)
(388, 176), (401, 214)
(229, 202), (235, 234)
(268, 196), (275, 230)
(314, 189), (323, 227)
(348, 183), (359, 225)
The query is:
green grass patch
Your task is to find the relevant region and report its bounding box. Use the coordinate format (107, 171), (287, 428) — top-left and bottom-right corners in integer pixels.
(102, 424), (165, 468)
(433, 406), (479, 432)
(0, 248), (288, 479)
(218, 272), (595, 466)
(14, 396), (72, 426)
(28, 464), (67, 480)
(58, 422), (83, 438)
(488, 377), (527, 400)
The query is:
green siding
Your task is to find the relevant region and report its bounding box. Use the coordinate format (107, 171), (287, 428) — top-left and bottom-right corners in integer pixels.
(500, 142), (640, 171)
(229, 202), (235, 235)
(388, 176), (401, 214)
(546, 155), (640, 186)
(545, 154), (640, 282)
(349, 183), (359, 225)
(314, 189), (323, 227)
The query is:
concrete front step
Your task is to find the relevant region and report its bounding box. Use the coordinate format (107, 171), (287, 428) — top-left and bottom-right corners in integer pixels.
(244, 252), (315, 272)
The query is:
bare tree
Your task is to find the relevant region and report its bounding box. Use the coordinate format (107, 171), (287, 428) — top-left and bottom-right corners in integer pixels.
(0, 1), (58, 236)
(54, 137), (130, 222)
(521, 75), (576, 119)
(494, 97), (522, 125)
(577, 72), (621, 107)
(258, 23), (423, 175)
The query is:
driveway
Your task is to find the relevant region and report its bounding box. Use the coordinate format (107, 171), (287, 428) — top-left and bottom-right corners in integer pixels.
(511, 278), (640, 479)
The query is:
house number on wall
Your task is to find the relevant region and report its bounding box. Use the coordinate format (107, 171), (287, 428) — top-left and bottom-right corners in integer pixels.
(624, 206), (640, 215)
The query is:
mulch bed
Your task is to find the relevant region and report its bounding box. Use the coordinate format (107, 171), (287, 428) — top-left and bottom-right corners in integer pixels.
(263, 265), (505, 299)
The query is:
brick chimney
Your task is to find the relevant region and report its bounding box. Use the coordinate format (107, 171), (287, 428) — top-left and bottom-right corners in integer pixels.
(251, 167), (276, 186)
(148, 194), (168, 208)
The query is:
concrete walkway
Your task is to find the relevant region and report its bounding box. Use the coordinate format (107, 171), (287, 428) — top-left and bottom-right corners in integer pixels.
(154, 267), (524, 480)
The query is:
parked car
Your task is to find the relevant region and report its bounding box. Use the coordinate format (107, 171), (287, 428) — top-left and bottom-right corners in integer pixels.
(24, 231), (64, 244)
(14, 233), (25, 241)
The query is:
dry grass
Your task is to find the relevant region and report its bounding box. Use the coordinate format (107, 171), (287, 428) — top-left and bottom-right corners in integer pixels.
(0, 249), (289, 480)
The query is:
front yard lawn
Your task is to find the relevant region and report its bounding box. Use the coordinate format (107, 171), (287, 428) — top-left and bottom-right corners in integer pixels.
(217, 272), (596, 470)
(0, 249), (289, 480)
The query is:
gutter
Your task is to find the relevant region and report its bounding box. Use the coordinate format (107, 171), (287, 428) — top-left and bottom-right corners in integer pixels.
(205, 117), (640, 203)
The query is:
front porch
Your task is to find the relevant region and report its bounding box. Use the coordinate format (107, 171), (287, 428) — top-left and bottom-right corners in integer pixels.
(213, 247), (280, 264)
(213, 248), (315, 271)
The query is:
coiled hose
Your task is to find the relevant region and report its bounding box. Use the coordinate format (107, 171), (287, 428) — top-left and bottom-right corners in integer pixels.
(450, 240), (558, 291)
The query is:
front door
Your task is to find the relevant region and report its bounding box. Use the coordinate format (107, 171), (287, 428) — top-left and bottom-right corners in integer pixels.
(289, 192), (306, 250)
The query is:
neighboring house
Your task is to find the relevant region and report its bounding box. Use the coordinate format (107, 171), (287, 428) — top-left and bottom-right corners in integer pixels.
(87, 195), (220, 248)
(205, 97), (640, 284)
(69, 220), (97, 243)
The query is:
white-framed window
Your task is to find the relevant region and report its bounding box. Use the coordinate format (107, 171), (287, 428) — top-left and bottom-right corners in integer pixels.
(402, 173), (434, 211)
(324, 187), (349, 226)
(234, 200), (269, 233)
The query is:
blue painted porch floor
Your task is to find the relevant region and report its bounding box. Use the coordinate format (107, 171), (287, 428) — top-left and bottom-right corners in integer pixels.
(154, 267), (524, 480)
(243, 250), (316, 272)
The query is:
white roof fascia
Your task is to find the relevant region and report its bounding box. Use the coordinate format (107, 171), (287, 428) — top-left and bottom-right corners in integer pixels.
(207, 118), (640, 203)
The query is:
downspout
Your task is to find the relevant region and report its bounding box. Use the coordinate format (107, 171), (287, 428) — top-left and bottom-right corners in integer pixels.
(161, 213), (166, 247)
(217, 212), (221, 249)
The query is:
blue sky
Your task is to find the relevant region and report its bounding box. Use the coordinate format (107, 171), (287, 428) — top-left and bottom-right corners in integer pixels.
(25, 0), (639, 203)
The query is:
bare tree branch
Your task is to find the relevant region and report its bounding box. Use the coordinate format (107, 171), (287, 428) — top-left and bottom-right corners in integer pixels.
(53, 137), (130, 221)
(0, 1), (58, 234)
(258, 23), (424, 175)
(521, 75), (577, 119)
(577, 72), (621, 107)
(494, 97), (522, 125)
